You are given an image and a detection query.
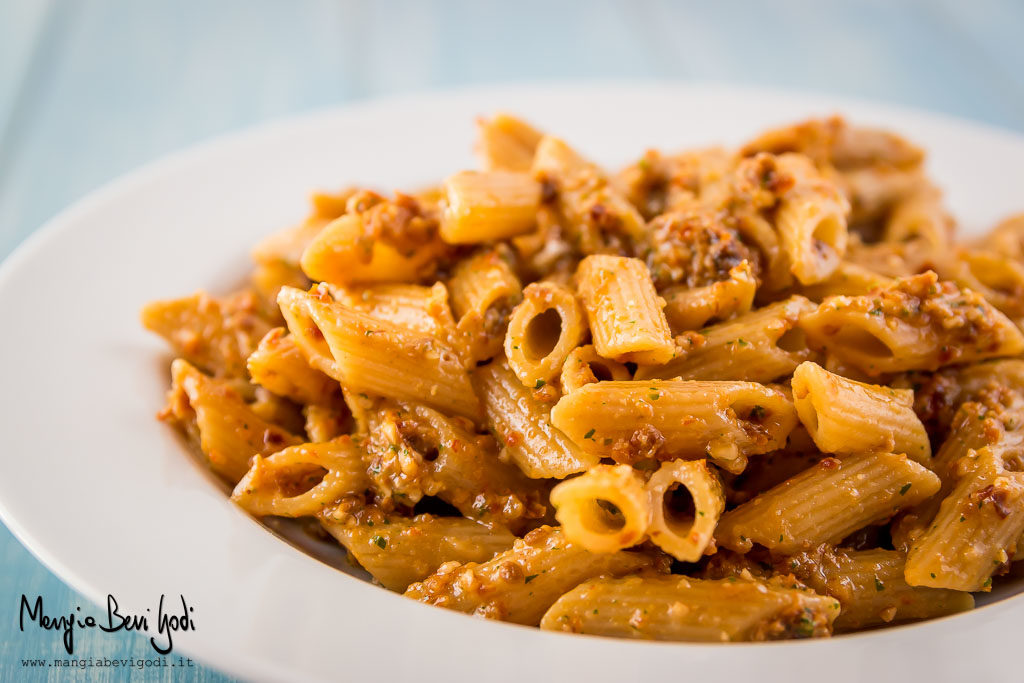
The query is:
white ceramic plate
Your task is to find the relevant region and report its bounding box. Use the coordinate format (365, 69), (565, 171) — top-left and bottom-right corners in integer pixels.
(1, 83), (1021, 683)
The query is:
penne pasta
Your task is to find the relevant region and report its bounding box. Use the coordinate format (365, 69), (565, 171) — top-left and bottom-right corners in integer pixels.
(160, 359), (301, 483)
(540, 575), (839, 641)
(661, 261), (757, 333)
(475, 112), (544, 172)
(559, 344), (631, 394)
(792, 361), (931, 463)
(278, 286), (482, 421)
(635, 297), (816, 383)
(448, 249), (522, 364)
(550, 379), (797, 473)
(440, 170), (541, 243)
(575, 254), (675, 365)
(716, 452), (940, 554)
(799, 271), (1024, 375)
(504, 281), (588, 389)
(320, 509), (516, 592)
(473, 359), (598, 479)
(231, 435), (369, 517)
(784, 546), (973, 631)
(550, 465), (651, 552)
(404, 526), (661, 625)
(646, 460), (725, 561)
(247, 328), (340, 406)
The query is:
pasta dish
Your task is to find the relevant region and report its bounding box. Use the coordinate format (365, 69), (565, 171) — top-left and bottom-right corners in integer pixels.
(142, 113), (1024, 641)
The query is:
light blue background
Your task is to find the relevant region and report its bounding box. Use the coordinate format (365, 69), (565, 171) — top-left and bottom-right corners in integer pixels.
(1, 0), (1022, 680)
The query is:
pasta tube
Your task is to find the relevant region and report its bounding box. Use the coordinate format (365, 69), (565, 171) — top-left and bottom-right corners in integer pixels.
(550, 465), (651, 552)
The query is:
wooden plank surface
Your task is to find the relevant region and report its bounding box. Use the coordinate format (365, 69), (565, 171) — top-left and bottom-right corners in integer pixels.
(0, 0), (1021, 680)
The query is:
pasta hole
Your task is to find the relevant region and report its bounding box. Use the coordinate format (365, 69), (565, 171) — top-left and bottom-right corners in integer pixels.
(662, 483), (696, 532)
(590, 361), (614, 382)
(277, 465), (328, 498)
(832, 327), (894, 358)
(412, 496), (462, 517)
(583, 498), (626, 534)
(524, 308), (563, 360)
(777, 327), (807, 353)
(812, 215), (843, 256)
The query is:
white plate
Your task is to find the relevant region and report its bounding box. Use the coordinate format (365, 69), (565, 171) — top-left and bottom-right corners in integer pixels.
(1, 83), (1021, 683)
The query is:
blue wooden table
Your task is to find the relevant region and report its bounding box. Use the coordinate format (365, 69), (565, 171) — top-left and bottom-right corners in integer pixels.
(1, 0), (1022, 680)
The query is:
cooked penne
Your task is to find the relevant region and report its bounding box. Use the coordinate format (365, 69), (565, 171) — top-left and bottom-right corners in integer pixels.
(247, 328), (340, 406)
(404, 526), (660, 625)
(559, 344), (631, 394)
(475, 112), (544, 172)
(363, 401), (546, 532)
(799, 271), (1024, 375)
(636, 297), (816, 383)
(540, 575), (839, 641)
(575, 255), (675, 365)
(160, 359), (301, 483)
(278, 286), (482, 421)
(300, 212), (446, 286)
(716, 452), (940, 554)
(231, 436), (368, 517)
(320, 509), (516, 592)
(448, 249), (522, 364)
(440, 170), (541, 243)
(141, 290), (274, 378)
(646, 460), (725, 561)
(504, 281), (588, 389)
(473, 359), (598, 479)
(941, 249), (1024, 327)
(550, 380), (797, 473)
(661, 261), (757, 332)
(329, 282), (457, 341)
(904, 443), (1024, 591)
(772, 153), (850, 284)
(792, 361), (931, 463)
(532, 135), (646, 252)
(550, 465), (651, 552)
(784, 546), (973, 631)
(883, 184), (953, 249)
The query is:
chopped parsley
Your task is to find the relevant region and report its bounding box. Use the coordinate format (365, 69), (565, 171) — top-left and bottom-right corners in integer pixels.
(584, 428), (596, 440)
(370, 535), (387, 549)
(524, 574), (539, 584)
(874, 577), (885, 592)
(899, 483), (912, 496)
(534, 379), (546, 389)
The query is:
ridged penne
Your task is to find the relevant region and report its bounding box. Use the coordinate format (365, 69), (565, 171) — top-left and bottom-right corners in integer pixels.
(278, 286), (482, 421)
(440, 170), (541, 243)
(448, 249), (522, 364)
(635, 297), (816, 383)
(231, 436), (368, 517)
(404, 526), (660, 625)
(504, 281), (587, 389)
(550, 380), (797, 473)
(141, 290), (274, 378)
(773, 153), (850, 285)
(784, 546), (973, 631)
(247, 328), (340, 406)
(473, 359), (598, 479)
(575, 255), (675, 365)
(550, 465), (651, 552)
(646, 460), (725, 561)
(904, 443), (1024, 591)
(792, 361), (931, 463)
(661, 261), (757, 333)
(475, 112), (543, 172)
(160, 359), (301, 483)
(540, 575), (839, 641)
(799, 272), (1024, 375)
(300, 213), (445, 286)
(329, 282), (457, 341)
(320, 510), (516, 592)
(716, 452), (940, 554)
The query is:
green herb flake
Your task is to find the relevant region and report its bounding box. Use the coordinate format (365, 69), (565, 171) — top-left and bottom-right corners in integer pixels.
(534, 379), (546, 389)
(524, 574), (539, 584)
(584, 428), (596, 440)
(370, 535), (387, 549)
(899, 483), (912, 496)
(874, 577), (885, 592)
